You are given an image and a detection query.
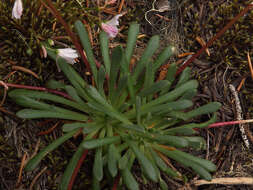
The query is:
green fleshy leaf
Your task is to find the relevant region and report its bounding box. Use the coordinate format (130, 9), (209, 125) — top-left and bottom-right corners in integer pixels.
(128, 141), (158, 182)
(118, 149), (131, 170)
(17, 109), (87, 121)
(176, 67), (191, 88)
(75, 20), (98, 83)
(154, 135), (189, 148)
(143, 80), (198, 110)
(93, 147), (103, 181)
(108, 144), (118, 177)
(81, 136), (121, 149)
(164, 114), (217, 135)
(25, 129), (78, 171)
(125, 23), (139, 64)
(59, 144), (86, 190)
(99, 31), (111, 75)
(138, 80), (171, 97)
(133, 35), (160, 81)
(122, 168), (139, 190)
(152, 46), (175, 72)
(9, 89), (89, 113)
(109, 46), (123, 102)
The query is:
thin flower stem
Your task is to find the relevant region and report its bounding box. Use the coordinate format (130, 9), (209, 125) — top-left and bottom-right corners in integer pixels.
(112, 174), (120, 190)
(5, 83), (71, 99)
(67, 150), (89, 190)
(176, 3), (253, 75)
(207, 119), (253, 128)
(41, 0), (91, 72)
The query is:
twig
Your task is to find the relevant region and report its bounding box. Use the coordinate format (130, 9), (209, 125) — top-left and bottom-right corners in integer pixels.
(176, 3), (253, 75)
(193, 177), (253, 186)
(229, 84), (250, 148)
(247, 52), (253, 80)
(29, 166), (48, 190)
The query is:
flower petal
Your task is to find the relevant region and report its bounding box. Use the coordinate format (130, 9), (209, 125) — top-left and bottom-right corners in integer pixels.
(101, 23), (118, 38)
(41, 45), (47, 58)
(58, 48), (78, 58)
(12, 0), (23, 19)
(106, 14), (122, 26)
(57, 48), (79, 64)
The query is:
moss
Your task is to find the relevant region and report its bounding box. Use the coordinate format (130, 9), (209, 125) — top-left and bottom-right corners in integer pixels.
(183, 0), (252, 72)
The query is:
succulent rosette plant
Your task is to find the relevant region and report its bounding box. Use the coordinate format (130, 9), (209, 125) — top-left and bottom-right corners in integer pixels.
(9, 21), (221, 190)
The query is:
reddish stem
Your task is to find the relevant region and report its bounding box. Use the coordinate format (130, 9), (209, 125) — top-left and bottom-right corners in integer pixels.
(112, 174), (121, 190)
(67, 150), (89, 190)
(176, 3), (253, 75)
(5, 83), (71, 99)
(207, 119), (253, 129)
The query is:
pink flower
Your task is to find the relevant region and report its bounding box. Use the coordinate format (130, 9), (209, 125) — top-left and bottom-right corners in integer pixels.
(101, 14), (122, 38)
(12, 0), (23, 19)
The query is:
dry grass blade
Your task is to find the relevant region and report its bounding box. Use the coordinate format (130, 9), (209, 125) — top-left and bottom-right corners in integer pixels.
(16, 152), (28, 188)
(156, 151), (179, 174)
(0, 81), (8, 106)
(30, 139), (41, 159)
(0, 106), (17, 117)
(237, 77), (246, 91)
(155, 14), (171, 22)
(157, 63), (170, 81)
(37, 121), (60, 136)
(195, 36), (210, 56)
(158, 144), (176, 151)
(178, 52), (195, 58)
(118, 0), (125, 13)
(29, 166), (48, 190)
(12, 66), (40, 79)
(193, 177), (253, 186)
